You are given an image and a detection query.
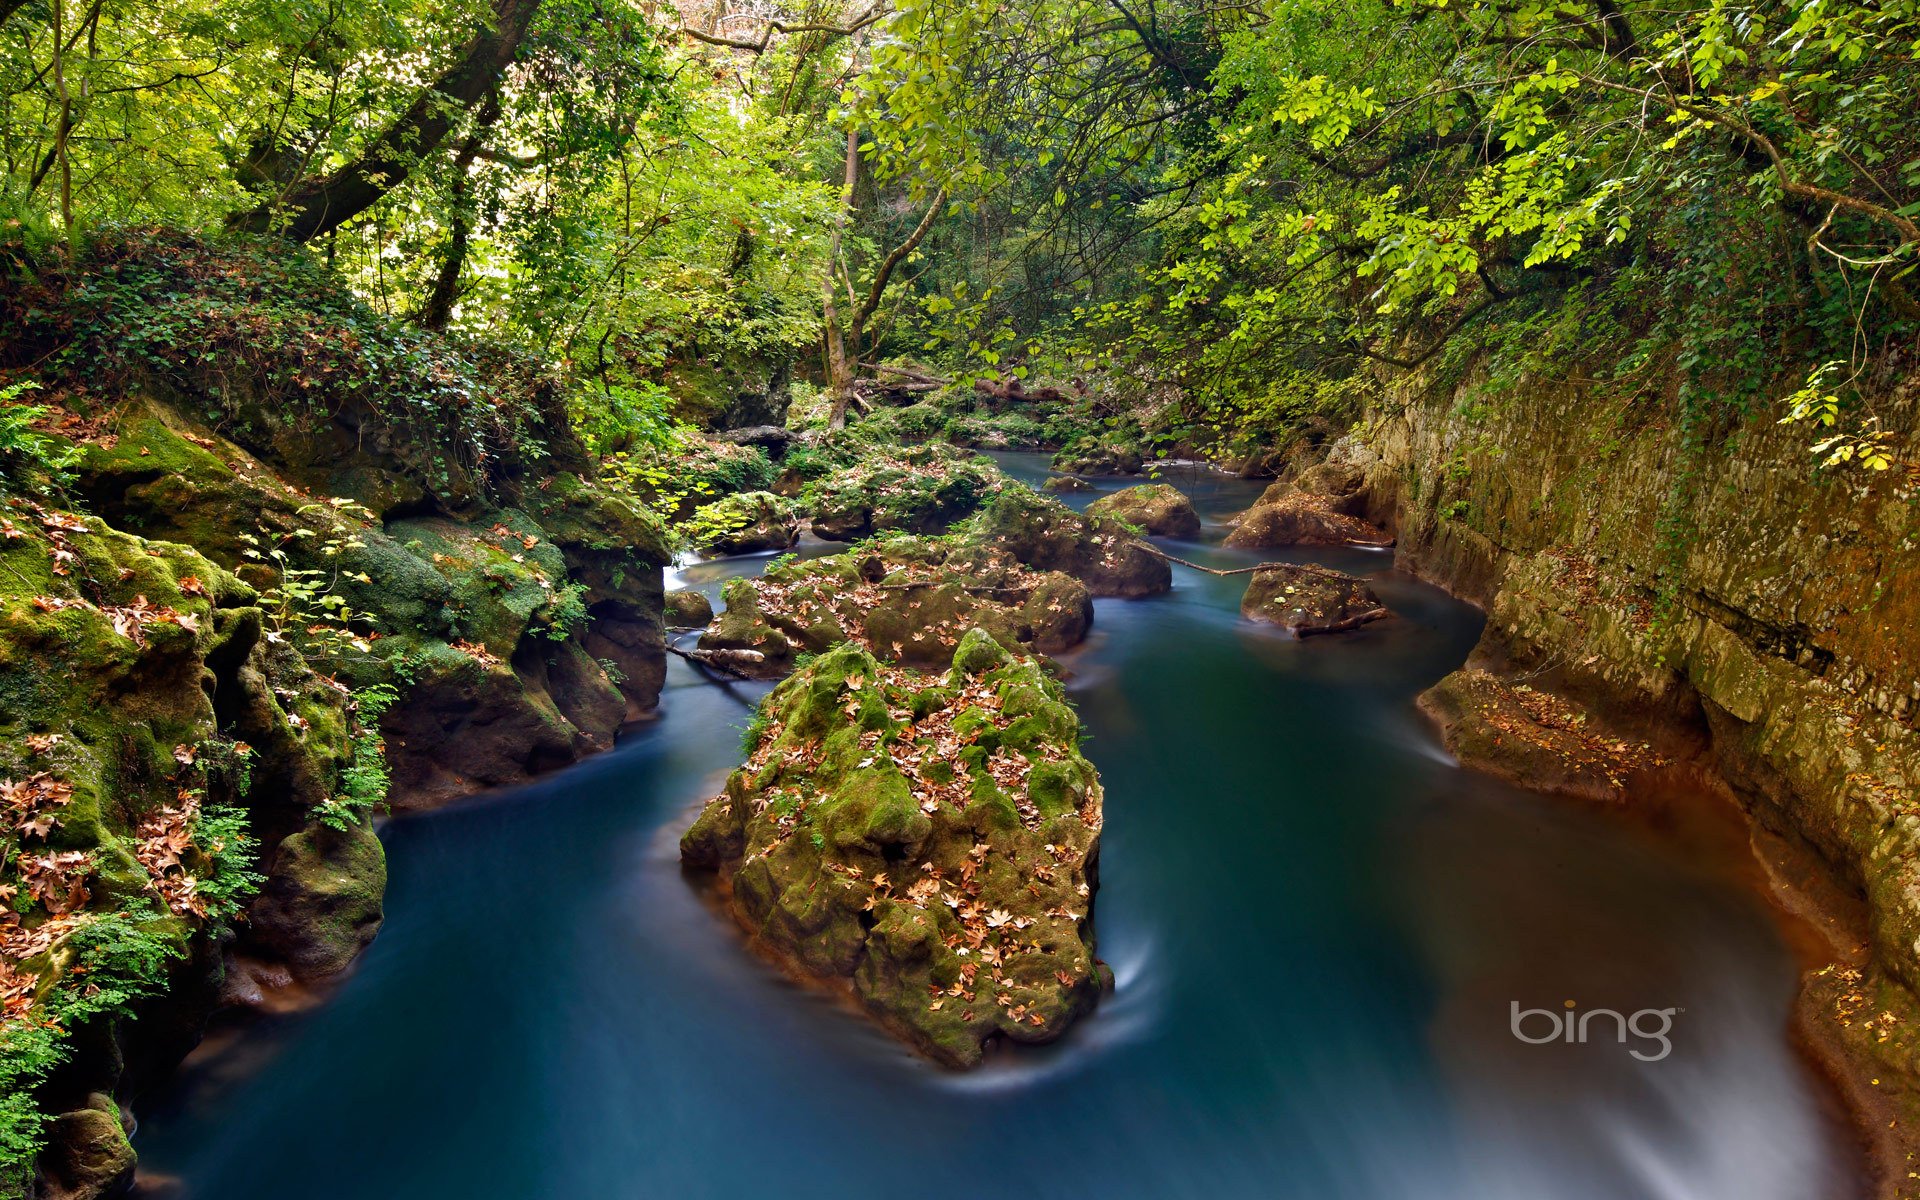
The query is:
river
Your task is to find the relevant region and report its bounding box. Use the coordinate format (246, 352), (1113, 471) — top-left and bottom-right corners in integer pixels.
(132, 453), (1860, 1200)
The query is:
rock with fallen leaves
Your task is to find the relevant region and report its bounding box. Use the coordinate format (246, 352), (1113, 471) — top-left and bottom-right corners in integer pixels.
(961, 486), (1171, 597)
(804, 445), (1004, 542)
(693, 490), (800, 556)
(1086, 482), (1202, 539)
(1224, 491), (1393, 549)
(664, 587), (715, 630)
(1240, 564), (1390, 636)
(698, 535), (1094, 678)
(1418, 669), (1661, 802)
(682, 632), (1108, 1066)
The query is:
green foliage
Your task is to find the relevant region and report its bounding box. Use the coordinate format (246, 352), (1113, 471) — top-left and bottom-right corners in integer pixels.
(0, 909), (181, 1179)
(5, 231), (565, 498)
(239, 499), (381, 661)
(0, 381), (77, 496)
(316, 685), (399, 831)
(539, 582), (591, 642)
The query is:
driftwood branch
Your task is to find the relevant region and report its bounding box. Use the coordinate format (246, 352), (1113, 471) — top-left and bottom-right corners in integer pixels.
(667, 643), (764, 679)
(1137, 545), (1292, 576)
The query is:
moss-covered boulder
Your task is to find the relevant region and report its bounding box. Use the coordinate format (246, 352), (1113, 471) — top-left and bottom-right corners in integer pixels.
(1087, 483), (1201, 539)
(664, 588), (714, 630)
(962, 487), (1170, 597)
(247, 824), (386, 982)
(682, 635), (1106, 1066)
(698, 536), (1093, 678)
(36, 1095), (134, 1200)
(1050, 437), (1142, 476)
(693, 491), (799, 556)
(0, 498), (380, 1188)
(1042, 475), (1092, 494)
(62, 396), (667, 798)
(1418, 669), (1660, 801)
(1224, 492), (1393, 549)
(1241, 564), (1389, 636)
(804, 445), (1003, 542)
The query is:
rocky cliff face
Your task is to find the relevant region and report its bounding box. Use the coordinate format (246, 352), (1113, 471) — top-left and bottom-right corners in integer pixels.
(1349, 365), (1920, 1173)
(0, 232), (670, 1198)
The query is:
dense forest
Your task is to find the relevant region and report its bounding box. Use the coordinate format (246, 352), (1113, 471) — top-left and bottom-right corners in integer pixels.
(1, 1), (1918, 1198)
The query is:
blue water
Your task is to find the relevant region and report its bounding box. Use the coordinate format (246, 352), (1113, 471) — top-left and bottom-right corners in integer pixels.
(132, 455), (1857, 1200)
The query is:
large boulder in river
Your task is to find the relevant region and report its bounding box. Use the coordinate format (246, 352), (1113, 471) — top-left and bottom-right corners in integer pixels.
(681, 635), (1108, 1067)
(962, 487), (1171, 597)
(1087, 483), (1201, 539)
(693, 491), (799, 555)
(1224, 492), (1392, 549)
(1418, 669), (1660, 802)
(699, 535), (1093, 677)
(1241, 564), (1389, 636)
(805, 445), (1003, 541)
(664, 588), (714, 630)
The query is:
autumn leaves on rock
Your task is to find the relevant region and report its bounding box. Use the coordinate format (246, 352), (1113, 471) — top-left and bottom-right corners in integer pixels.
(681, 634), (1107, 1067)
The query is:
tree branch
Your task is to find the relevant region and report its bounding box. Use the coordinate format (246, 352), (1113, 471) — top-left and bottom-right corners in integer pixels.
(679, 3), (886, 54)
(230, 0), (543, 242)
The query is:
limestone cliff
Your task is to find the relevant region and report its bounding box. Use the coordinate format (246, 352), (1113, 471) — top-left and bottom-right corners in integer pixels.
(1349, 366), (1920, 1174)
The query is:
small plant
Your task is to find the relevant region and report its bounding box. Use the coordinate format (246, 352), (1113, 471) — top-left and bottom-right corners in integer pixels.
(0, 380), (79, 497)
(239, 498), (380, 659)
(539, 581), (590, 641)
(315, 684), (399, 830)
(1779, 361), (1905, 476)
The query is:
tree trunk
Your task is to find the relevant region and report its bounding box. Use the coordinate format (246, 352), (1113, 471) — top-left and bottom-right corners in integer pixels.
(232, 0), (542, 243)
(415, 93), (502, 331)
(823, 128), (860, 431)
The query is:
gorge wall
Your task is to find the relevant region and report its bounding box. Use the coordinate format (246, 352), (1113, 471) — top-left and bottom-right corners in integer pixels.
(1350, 360), (1920, 1171)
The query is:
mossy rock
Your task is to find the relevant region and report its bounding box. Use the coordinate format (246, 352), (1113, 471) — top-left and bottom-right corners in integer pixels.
(1418, 669), (1659, 802)
(1087, 483), (1201, 539)
(696, 535), (1093, 677)
(1225, 492), (1392, 549)
(1050, 437), (1142, 476)
(961, 486), (1170, 597)
(247, 823), (387, 982)
(693, 491), (799, 556)
(664, 588), (714, 629)
(682, 634), (1106, 1066)
(804, 445), (1003, 542)
(1241, 564), (1389, 636)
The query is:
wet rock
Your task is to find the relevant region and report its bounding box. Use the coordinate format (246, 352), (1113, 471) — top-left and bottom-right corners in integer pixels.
(1224, 492), (1393, 549)
(1418, 669), (1659, 802)
(37, 1095), (135, 1200)
(694, 491), (800, 556)
(247, 824), (387, 983)
(1042, 475), (1092, 494)
(963, 487), (1170, 597)
(699, 536), (1093, 678)
(1241, 564), (1389, 636)
(664, 588), (715, 630)
(681, 635), (1107, 1067)
(1087, 483), (1201, 539)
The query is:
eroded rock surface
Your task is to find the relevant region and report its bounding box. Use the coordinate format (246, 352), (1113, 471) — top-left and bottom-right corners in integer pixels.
(681, 634), (1106, 1066)
(1224, 491), (1393, 549)
(1418, 669), (1662, 801)
(700, 535), (1092, 677)
(1241, 563), (1389, 636)
(1087, 482), (1201, 539)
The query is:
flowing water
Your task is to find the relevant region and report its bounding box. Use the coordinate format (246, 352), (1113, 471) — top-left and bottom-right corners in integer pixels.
(133, 453), (1860, 1200)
